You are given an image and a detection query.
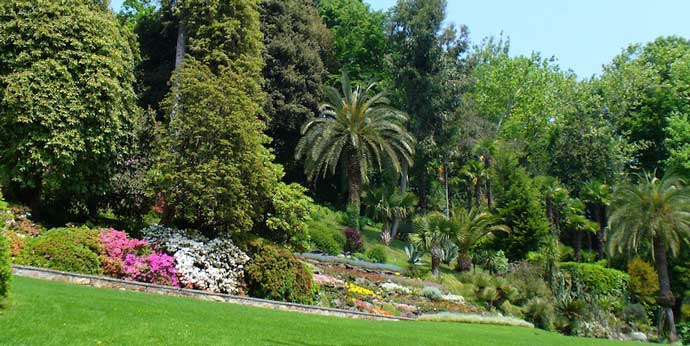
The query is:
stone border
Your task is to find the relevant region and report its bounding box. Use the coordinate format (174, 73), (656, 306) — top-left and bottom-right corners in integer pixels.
(11, 265), (412, 321)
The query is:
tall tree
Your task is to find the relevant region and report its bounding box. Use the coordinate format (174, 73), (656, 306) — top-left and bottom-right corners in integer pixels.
(315, 0), (387, 83)
(388, 0), (469, 208)
(260, 0), (333, 182)
(608, 172), (690, 342)
(152, 0), (288, 236)
(600, 36), (690, 174)
(0, 0), (140, 218)
(296, 73), (415, 216)
(491, 147), (550, 261)
(581, 180), (612, 260)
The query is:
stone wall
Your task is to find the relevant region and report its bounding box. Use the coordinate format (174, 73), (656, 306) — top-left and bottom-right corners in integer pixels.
(12, 265), (411, 321)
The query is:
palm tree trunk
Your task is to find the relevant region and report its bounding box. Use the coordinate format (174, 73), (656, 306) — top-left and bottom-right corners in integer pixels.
(391, 165), (408, 239)
(431, 252), (441, 278)
(347, 156), (362, 217)
(653, 237), (678, 341)
(455, 250), (472, 272)
(574, 229), (583, 262)
(474, 182), (481, 208)
(596, 205), (606, 260)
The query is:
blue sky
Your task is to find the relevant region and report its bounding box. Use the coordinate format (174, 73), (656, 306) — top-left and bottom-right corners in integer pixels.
(110, 0), (690, 78)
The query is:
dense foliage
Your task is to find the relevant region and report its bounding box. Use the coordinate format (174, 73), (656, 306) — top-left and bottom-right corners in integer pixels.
(0, 0), (140, 217)
(244, 241), (316, 304)
(17, 227), (103, 275)
(0, 189), (9, 300)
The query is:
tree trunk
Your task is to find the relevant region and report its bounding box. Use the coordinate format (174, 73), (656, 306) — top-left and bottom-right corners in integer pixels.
(483, 155), (493, 210)
(653, 237), (678, 342)
(170, 0), (186, 121)
(431, 252), (441, 278)
(444, 163), (450, 217)
(391, 165), (408, 239)
(474, 182), (481, 208)
(455, 250), (472, 272)
(574, 229), (583, 262)
(346, 155), (362, 221)
(595, 205), (606, 260)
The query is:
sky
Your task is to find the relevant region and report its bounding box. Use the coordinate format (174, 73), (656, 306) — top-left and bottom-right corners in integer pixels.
(110, 0), (690, 78)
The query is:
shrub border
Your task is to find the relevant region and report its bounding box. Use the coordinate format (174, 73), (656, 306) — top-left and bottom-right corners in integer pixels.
(11, 265), (410, 321)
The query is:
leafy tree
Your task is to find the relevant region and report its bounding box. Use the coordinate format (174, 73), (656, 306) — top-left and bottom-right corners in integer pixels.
(388, 0), (470, 208)
(608, 172), (690, 341)
(492, 149), (550, 261)
(468, 42), (575, 174)
(411, 211), (452, 277)
(260, 0), (333, 182)
(315, 0), (387, 83)
(151, 0), (298, 237)
(0, 0), (140, 218)
(152, 59), (279, 235)
(600, 36), (690, 174)
(448, 207), (509, 272)
(295, 73), (415, 215)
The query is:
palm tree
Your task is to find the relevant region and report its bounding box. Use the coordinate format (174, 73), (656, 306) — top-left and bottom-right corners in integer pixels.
(581, 180), (611, 260)
(296, 73), (414, 214)
(411, 212), (453, 277)
(461, 160), (486, 208)
(364, 186), (417, 243)
(447, 207), (509, 272)
(564, 198), (598, 262)
(608, 171), (690, 342)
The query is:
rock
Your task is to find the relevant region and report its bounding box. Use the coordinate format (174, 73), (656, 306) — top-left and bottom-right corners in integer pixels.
(629, 332), (647, 342)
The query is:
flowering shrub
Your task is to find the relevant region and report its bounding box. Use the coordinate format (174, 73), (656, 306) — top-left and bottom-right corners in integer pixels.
(343, 227), (363, 253)
(313, 273), (344, 288)
(380, 281), (411, 294)
(142, 225), (249, 294)
(99, 229), (178, 286)
(346, 282), (377, 297)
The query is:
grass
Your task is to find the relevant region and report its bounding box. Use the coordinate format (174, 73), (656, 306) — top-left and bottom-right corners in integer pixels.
(0, 277), (652, 346)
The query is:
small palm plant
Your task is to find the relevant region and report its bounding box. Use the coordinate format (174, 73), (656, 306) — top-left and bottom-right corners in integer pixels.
(448, 207), (509, 272)
(411, 212), (453, 277)
(364, 186), (417, 244)
(296, 72), (414, 216)
(608, 171), (690, 342)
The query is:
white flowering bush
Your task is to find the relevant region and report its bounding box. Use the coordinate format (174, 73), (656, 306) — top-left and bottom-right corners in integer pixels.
(442, 294), (465, 303)
(142, 225), (249, 294)
(380, 281), (411, 294)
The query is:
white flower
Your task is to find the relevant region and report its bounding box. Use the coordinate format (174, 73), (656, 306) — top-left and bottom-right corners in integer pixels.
(142, 225), (249, 294)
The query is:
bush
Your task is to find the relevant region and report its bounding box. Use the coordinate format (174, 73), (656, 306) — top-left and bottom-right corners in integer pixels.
(422, 286), (444, 301)
(0, 190), (9, 300)
(100, 229), (178, 286)
(524, 297), (556, 330)
(264, 182), (314, 250)
(343, 227), (364, 253)
(142, 225), (249, 294)
(621, 303), (648, 325)
(308, 225), (345, 255)
(0, 233), (10, 300)
(366, 245), (387, 263)
(627, 258), (659, 305)
(17, 227), (103, 275)
(244, 241), (316, 304)
(560, 262), (629, 298)
(506, 262), (553, 305)
(679, 321), (690, 345)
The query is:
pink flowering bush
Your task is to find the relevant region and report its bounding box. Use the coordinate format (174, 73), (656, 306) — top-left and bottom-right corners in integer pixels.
(99, 229), (179, 287)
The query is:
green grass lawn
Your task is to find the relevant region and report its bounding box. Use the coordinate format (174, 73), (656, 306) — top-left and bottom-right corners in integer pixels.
(0, 277), (652, 346)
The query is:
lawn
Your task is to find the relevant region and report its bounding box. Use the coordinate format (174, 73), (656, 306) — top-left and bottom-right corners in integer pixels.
(0, 277), (652, 346)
